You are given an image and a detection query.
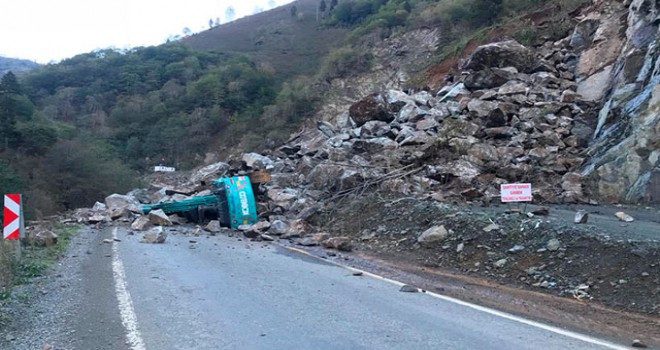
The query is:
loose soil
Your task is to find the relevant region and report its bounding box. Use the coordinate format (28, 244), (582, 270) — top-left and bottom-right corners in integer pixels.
(308, 192), (660, 346)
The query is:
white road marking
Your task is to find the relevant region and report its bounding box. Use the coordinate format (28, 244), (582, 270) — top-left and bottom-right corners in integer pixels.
(285, 246), (630, 350)
(112, 227), (147, 350)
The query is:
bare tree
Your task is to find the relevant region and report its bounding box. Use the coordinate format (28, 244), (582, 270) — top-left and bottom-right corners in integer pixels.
(318, 0), (327, 20)
(225, 6), (236, 22)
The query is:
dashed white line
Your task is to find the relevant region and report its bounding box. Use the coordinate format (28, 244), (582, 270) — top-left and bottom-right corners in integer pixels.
(112, 227), (146, 350)
(285, 246), (630, 350)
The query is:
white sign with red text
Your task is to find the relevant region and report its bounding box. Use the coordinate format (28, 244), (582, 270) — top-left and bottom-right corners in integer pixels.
(154, 166), (176, 173)
(500, 183), (532, 202)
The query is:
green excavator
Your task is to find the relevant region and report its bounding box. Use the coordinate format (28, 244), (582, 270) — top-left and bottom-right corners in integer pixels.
(141, 176), (258, 229)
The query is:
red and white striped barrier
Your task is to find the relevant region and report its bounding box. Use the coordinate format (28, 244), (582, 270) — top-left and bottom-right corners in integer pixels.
(3, 194), (22, 240)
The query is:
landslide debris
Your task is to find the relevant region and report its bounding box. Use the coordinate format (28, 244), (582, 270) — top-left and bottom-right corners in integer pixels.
(65, 0), (660, 320)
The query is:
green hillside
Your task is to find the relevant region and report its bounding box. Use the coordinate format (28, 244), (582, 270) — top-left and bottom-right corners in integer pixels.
(185, 0), (350, 81)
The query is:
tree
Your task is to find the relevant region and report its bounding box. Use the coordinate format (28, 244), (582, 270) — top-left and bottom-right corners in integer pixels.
(471, 0), (503, 25)
(17, 122), (57, 155)
(329, 0), (338, 12)
(318, 0), (327, 20)
(0, 73), (23, 149)
(0, 160), (22, 196)
(225, 6), (236, 22)
(0, 72), (21, 94)
(42, 140), (137, 210)
(403, 1), (412, 12)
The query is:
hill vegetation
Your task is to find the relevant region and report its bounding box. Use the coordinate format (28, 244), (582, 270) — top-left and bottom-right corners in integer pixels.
(0, 57), (39, 77)
(0, 0), (582, 218)
(184, 0), (350, 82)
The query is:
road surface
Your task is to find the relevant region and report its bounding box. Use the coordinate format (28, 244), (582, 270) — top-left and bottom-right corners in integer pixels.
(2, 225), (634, 349)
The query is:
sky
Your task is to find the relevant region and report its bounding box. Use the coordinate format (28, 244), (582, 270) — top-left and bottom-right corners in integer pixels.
(0, 0), (294, 64)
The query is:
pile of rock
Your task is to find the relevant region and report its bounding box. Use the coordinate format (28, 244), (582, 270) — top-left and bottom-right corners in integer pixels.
(266, 40), (597, 205)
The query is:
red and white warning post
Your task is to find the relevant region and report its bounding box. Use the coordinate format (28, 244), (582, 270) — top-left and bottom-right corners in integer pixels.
(500, 183), (533, 203)
(3, 194), (22, 240)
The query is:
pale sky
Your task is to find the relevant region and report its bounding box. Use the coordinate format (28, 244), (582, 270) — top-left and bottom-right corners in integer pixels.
(0, 0), (294, 63)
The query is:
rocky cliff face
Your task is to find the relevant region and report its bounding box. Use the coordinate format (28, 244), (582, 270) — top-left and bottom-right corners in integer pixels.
(577, 0), (660, 203)
(319, 0), (660, 204)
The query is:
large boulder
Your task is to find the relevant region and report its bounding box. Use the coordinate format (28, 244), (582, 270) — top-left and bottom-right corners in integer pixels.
(349, 93), (395, 127)
(384, 89), (415, 110)
(269, 220), (290, 235)
(190, 161), (230, 184)
(467, 99), (499, 118)
(267, 188), (299, 210)
(131, 216), (151, 231)
(142, 226), (167, 244)
(298, 233), (330, 246)
(321, 237), (353, 251)
(428, 160), (482, 182)
(569, 18), (600, 50)
(29, 227), (58, 247)
(243, 153), (274, 170)
(360, 121), (391, 138)
(437, 83), (471, 102)
(307, 163), (346, 190)
(462, 40), (538, 73)
(104, 194), (138, 211)
(397, 129), (433, 146)
(352, 138), (399, 153)
(148, 209), (173, 226)
(397, 103), (428, 123)
(463, 68), (517, 90)
(417, 225), (449, 247)
(577, 65), (614, 102)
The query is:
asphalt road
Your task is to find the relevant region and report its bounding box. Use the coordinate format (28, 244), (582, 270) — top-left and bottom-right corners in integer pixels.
(483, 203), (660, 241)
(101, 225), (629, 350)
(1, 224), (635, 349)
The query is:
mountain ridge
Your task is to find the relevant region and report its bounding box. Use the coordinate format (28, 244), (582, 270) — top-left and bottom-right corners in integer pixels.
(0, 56), (39, 76)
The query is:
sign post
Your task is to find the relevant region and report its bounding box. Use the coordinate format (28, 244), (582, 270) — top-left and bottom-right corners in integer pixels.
(3, 194), (24, 258)
(3, 194), (24, 240)
(500, 183), (532, 212)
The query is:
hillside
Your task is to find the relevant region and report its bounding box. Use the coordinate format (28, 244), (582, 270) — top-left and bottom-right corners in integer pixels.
(184, 0), (350, 81)
(0, 56), (39, 76)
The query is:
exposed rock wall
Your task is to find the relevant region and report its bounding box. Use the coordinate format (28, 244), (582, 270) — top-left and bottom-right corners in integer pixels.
(578, 0), (660, 203)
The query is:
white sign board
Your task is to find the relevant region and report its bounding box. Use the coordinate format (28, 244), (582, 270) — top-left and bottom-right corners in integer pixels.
(154, 166), (176, 172)
(500, 183), (532, 202)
